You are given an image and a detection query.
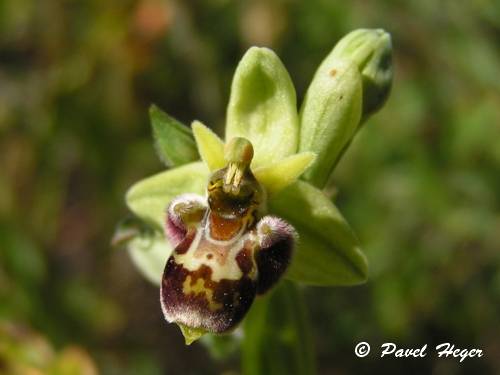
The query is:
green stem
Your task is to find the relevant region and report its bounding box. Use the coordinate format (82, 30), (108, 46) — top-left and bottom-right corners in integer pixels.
(242, 281), (316, 375)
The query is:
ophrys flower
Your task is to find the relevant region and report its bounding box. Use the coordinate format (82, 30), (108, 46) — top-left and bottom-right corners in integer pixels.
(113, 29), (393, 344)
(161, 138), (297, 343)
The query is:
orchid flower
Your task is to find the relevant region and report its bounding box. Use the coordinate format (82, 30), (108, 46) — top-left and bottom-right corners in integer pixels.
(113, 29), (393, 344)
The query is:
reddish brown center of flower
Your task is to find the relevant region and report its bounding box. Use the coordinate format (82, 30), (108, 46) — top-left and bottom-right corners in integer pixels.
(208, 213), (242, 241)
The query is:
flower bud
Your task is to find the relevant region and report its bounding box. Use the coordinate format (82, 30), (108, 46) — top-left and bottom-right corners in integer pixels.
(299, 29), (393, 188)
(299, 58), (362, 188)
(330, 28), (393, 120)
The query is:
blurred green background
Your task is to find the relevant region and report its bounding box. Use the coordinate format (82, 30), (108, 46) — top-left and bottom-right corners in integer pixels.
(1, 0), (500, 374)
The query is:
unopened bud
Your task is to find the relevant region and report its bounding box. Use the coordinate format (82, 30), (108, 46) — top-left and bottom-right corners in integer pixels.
(330, 28), (393, 120)
(299, 29), (393, 188)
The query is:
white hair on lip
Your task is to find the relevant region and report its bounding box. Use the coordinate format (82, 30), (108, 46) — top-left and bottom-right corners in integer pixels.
(256, 215), (297, 248)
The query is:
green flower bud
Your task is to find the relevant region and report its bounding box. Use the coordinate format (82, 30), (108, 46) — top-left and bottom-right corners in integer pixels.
(299, 29), (393, 188)
(330, 28), (393, 120)
(299, 58), (363, 188)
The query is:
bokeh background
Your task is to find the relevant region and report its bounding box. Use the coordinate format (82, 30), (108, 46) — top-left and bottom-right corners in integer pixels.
(1, 0), (500, 374)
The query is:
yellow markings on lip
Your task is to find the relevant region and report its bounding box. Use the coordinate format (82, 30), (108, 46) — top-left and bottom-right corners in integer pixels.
(182, 275), (223, 311)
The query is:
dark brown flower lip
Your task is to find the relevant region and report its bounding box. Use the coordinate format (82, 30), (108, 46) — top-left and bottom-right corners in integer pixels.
(161, 256), (257, 333)
(161, 175), (295, 338)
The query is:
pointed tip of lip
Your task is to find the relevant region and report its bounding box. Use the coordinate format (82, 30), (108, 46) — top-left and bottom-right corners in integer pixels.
(179, 324), (206, 345)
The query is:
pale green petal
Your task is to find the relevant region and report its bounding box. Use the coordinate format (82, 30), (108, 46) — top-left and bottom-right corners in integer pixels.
(299, 58), (362, 188)
(253, 152), (316, 195)
(126, 162), (209, 229)
(128, 230), (171, 286)
(192, 120), (225, 171)
(269, 181), (368, 286)
(226, 47), (299, 168)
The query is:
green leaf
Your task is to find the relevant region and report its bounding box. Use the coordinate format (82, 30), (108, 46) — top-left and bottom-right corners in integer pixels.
(150, 104), (199, 167)
(242, 281), (316, 375)
(299, 58), (362, 188)
(269, 181), (368, 286)
(128, 229), (171, 286)
(192, 120), (225, 171)
(126, 162), (209, 229)
(226, 47), (299, 169)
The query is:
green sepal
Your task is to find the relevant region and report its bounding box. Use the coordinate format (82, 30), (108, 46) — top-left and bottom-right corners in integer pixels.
(150, 104), (199, 167)
(128, 229), (171, 286)
(125, 161), (209, 229)
(111, 216), (150, 248)
(226, 47), (299, 168)
(112, 216), (170, 286)
(269, 181), (368, 286)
